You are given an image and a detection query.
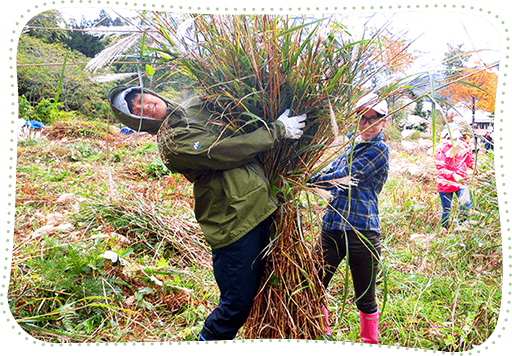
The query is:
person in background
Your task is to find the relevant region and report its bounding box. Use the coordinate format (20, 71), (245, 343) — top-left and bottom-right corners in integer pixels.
(309, 93), (389, 344)
(435, 123), (475, 229)
(484, 126), (494, 152)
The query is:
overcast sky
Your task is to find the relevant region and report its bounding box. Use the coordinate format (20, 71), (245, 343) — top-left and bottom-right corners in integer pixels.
(60, 7), (500, 76)
(336, 11), (500, 74)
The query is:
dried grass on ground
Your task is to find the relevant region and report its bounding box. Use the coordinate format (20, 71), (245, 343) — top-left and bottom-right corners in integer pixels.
(11, 122), (212, 342)
(10, 121), (501, 350)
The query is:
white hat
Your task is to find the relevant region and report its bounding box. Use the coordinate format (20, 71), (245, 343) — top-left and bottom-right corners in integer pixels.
(441, 123), (462, 140)
(356, 93), (389, 116)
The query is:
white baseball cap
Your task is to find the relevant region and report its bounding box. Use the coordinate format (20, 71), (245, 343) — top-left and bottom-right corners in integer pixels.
(356, 93), (389, 116)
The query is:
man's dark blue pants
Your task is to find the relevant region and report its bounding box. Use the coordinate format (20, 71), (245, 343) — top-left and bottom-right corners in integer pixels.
(199, 218), (270, 341)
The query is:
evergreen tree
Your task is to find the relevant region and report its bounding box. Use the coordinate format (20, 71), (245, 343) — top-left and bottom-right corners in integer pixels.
(25, 10), (70, 44)
(63, 9), (128, 58)
(64, 15), (105, 58)
(442, 43), (471, 104)
(443, 44), (471, 79)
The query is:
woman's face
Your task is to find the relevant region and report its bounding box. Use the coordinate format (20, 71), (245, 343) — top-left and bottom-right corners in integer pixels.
(130, 93), (167, 120)
(357, 108), (387, 140)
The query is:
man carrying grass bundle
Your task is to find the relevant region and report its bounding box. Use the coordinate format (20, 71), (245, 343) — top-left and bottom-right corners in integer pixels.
(109, 85), (306, 341)
(309, 93), (389, 344)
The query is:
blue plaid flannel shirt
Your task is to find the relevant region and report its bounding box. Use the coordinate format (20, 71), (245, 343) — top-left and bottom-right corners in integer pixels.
(311, 130), (389, 233)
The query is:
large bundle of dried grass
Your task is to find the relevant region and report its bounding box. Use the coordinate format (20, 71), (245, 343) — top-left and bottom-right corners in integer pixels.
(146, 14), (374, 339)
(139, 13), (408, 339)
(44, 119), (116, 140)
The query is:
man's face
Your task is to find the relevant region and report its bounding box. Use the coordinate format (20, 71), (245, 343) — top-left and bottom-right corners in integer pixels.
(357, 108), (386, 141)
(131, 93), (167, 121)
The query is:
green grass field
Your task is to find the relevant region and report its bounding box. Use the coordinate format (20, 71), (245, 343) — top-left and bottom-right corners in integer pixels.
(10, 118), (501, 351)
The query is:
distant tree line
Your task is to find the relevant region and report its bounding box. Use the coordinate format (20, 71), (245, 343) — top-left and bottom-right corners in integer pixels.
(18, 9), (130, 121)
(64, 9), (128, 58)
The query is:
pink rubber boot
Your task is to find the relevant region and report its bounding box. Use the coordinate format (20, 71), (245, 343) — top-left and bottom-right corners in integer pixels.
(321, 305), (332, 336)
(360, 311), (380, 344)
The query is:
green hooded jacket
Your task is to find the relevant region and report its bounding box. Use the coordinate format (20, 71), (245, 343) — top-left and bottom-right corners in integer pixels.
(109, 85), (286, 249)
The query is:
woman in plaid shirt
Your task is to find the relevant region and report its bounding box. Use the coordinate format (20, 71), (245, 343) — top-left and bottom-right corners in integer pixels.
(310, 93), (389, 344)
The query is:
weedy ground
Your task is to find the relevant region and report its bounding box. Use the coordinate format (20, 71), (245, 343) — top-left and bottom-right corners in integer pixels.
(321, 139), (501, 351)
(9, 117), (501, 351)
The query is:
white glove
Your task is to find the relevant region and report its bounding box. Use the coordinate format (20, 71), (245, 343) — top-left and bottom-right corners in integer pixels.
(277, 109), (307, 139)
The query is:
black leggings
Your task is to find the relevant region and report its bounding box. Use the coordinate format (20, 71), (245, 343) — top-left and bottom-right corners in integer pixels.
(316, 229), (381, 314)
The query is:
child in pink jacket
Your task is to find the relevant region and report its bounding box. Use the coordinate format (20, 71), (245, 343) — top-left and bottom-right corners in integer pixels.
(435, 123), (475, 229)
